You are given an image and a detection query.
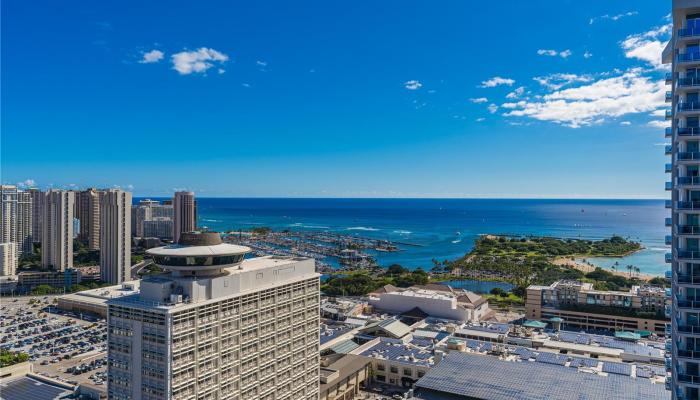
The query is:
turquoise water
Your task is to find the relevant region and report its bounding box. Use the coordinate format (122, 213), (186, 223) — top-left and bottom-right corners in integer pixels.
(439, 280), (514, 294)
(137, 198), (669, 276)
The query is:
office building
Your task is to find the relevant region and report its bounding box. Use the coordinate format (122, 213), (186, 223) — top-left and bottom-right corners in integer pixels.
(525, 280), (668, 335)
(664, 2), (700, 398)
(1, 185), (33, 256)
(107, 231), (320, 400)
(42, 190), (75, 271)
(28, 188), (43, 244)
(173, 191), (196, 243)
(0, 242), (18, 276)
(18, 269), (81, 291)
(76, 188), (102, 250)
(100, 189), (132, 284)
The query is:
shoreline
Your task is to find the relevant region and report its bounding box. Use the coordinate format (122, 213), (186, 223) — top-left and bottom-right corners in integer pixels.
(552, 256), (657, 282)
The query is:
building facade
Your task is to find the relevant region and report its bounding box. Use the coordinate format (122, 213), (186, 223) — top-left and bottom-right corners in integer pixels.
(665, 2), (700, 398)
(173, 191), (196, 243)
(76, 188), (102, 250)
(107, 232), (320, 400)
(28, 188), (43, 244)
(134, 200), (173, 239)
(42, 190), (75, 271)
(526, 280), (668, 335)
(100, 190), (132, 284)
(0, 242), (18, 276)
(1, 185), (33, 256)
(143, 217), (173, 240)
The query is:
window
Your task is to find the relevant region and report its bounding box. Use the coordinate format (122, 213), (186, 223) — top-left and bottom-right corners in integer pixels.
(403, 368), (412, 376)
(377, 364), (385, 371)
(375, 375), (385, 382)
(390, 366), (398, 373)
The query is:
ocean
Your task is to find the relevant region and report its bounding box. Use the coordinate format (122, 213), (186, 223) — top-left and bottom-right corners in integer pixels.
(138, 198), (669, 276)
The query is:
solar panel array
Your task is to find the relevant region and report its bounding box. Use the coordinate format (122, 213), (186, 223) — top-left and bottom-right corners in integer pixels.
(411, 338), (433, 348)
(635, 369), (653, 378)
(602, 362), (632, 376)
(553, 330), (663, 357)
(360, 340), (434, 367)
(319, 324), (353, 345)
(466, 323), (510, 334)
(0, 377), (71, 400)
(558, 331), (591, 345)
(569, 357), (599, 368)
(414, 352), (669, 400)
(536, 352), (569, 366)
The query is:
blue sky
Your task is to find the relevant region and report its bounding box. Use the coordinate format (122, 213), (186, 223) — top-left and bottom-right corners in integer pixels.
(1, 0), (671, 198)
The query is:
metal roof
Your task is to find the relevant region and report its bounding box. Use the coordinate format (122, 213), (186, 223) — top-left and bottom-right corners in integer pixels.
(329, 339), (360, 354)
(415, 352), (669, 400)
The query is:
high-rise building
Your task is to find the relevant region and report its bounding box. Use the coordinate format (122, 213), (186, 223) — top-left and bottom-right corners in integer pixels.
(0, 185), (33, 256)
(0, 243), (18, 276)
(42, 190), (75, 271)
(143, 217), (173, 240)
(76, 188), (102, 250)
(100, 189), (132, 284)
(107, 232), (320, 400)
(664, 3), (700, 399)
(133, 199), (174, 238)
(28, 188), (43, 244)
(173, 191), (196, 243)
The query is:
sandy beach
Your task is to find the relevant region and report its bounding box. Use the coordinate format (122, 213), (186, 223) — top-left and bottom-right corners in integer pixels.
(552, 256), (656, 282)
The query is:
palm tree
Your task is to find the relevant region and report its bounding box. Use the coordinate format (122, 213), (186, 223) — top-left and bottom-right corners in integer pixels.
(627, 264), (633, 278)
(611, 265), (617, 273)
(634, 266), (641, 278)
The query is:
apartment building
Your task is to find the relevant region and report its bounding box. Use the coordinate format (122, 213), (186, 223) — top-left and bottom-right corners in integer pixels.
(1, 185), (33, 256)
(173, 191), (196, 243)
(107, 231), (320, 400)
(526, 280), (668, 335)
(0, 243), (18, 276)
(76, 188), (102, 250)
(42, 190), (74, 271)
(100, 190), (132, 285)
(664, 1), (700, 398)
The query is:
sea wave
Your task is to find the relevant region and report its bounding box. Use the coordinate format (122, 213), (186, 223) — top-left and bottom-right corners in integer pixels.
(289, 223), (330, 229)
(393, 230), (412, 234)
(648, 247), (671, 252)
(451, 239), (462, 244)
(347, 226), (380, 231)
(201, 219), (222, 222)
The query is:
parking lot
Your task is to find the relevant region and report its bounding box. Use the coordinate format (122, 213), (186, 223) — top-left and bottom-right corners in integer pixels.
(0, 295), (107, 388)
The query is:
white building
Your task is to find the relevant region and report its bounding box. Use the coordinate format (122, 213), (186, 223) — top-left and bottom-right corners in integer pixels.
(107, 232), (320, 400)
(100, 190), (132, 284)
(0, 242), (18, 276)
(369, 284), (490, 323)
(664, 2), (700, 398)
(42, 190), (74, 271)
(143, 217), (173, 240)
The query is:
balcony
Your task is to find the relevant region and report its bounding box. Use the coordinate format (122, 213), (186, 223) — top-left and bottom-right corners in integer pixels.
(678, 20), (700, 39)
(667, 181), (674, 191)
(667, 252), (674, 263)
(666, 217), (674, 227)
(678, 102), (700, 113)
(677, 52), (700, 63)
(677, 323), (700, 334)
(677, 201), (700, 209)
(666, 145), (674, 155)
(678, 151), (700, 161)
(679, 77), (700, 89)
(678, 374), (700, 385)
(678, 274), (700, 284)
(677, 176), (700, 186)
(667, 72), (674, 84)
(667, 109), (674, 119)
(666, 200), (673, 209)
(678, 225), (700, 235)
(667, 91), (673, 103)
(678, 349), (700, 360)
(666, 163), (673, 173)
(679, 127), (700, 137)
(667, 235), (673, 245)
(677, 250), (700, 260)
(676, 298), (700, 310)
(666, 269), (673, 279)
(666, 127), (673, 137)
(666, 324), (672, 336)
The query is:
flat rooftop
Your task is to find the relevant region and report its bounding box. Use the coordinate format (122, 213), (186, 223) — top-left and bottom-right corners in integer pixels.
(0, 377), (72, 400)
(415, 352), (669, 400)
(360, 338), (435, 367)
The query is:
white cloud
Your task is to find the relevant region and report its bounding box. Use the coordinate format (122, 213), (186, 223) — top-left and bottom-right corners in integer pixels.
(506, 86), (525, 99)
(488, 103), (499, 114)
(533, 73), (593, 90)
(16, 179), (36, 188)
(620, 121), (632, 126)
(590, 11), (638, 25)
(503, 68), (666, 128)
(242, 83), (251, 88)
(479, 76), (515, 88)
(650, 109), (667, 117)
(171, 47), (229, 75)
(404, 80), (422, 90)
(469, 97), (489, 103)
(218, 68), (226, 74)
(648, 120), (669, 128)
(256, 60), (267, 67)
(583, 51), (593, 59)
(537, 49), (572, 58)
(620, 24), (671, 69)
(140, 49), (164, 64)
(476, 117), (486, 122)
